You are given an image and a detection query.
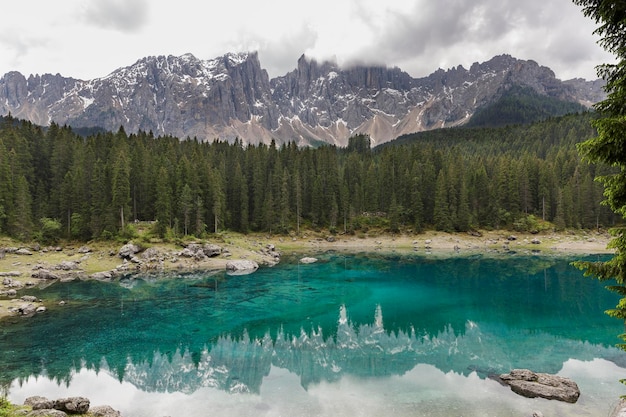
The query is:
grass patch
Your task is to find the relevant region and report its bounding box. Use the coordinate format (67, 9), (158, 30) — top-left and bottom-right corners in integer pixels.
(0, 397), (27, 417)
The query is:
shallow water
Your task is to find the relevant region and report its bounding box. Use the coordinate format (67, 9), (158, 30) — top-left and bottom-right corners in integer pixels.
(2, 252), (626, 416)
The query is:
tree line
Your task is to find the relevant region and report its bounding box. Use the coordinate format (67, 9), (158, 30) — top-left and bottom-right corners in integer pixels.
(0, 112), (615, 242)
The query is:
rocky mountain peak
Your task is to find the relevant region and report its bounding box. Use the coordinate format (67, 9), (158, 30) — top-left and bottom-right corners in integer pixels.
(0, 52), (605, 146)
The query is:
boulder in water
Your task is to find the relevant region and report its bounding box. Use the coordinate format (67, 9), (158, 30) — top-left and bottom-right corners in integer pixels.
(498, 369), (580, 403)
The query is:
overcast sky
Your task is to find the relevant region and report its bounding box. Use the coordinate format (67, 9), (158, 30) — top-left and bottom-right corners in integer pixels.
(0, 0), (615, 82)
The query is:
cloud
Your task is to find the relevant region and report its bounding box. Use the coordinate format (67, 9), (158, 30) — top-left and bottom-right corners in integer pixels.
(306, 0), (613, 80)
(82, 0), (149, 33)
(0, 31), (48, 60)
(0, 0), (614, 82)
(245, 27), (319, 78)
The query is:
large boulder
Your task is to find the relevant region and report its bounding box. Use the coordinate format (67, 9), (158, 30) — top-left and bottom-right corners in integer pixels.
(3, 276), (23, 287)
(53, 397), (90, 414)
(32, 269), (60, 280)
(203, 243), (222, 257)
(226, 260), (259, 275)
(56, 261), (80, 271)
(141, 247), (162, 260)
(91, 271), (114, 281)
(499, 369), (580, 403)
(13, 303), (37, 316)
(24, 396), (54, 410)
(180, 243), (214, 261)
(118, 243), (140, 259)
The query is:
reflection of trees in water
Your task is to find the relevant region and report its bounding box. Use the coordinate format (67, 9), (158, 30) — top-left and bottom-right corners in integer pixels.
(97, 305), (626, 394)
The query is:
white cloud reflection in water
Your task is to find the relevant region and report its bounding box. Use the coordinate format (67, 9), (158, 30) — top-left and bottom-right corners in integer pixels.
(8, 359), (625, 417)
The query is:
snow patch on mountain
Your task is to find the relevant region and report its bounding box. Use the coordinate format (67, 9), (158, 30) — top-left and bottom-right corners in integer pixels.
(0, 52), (605, 146)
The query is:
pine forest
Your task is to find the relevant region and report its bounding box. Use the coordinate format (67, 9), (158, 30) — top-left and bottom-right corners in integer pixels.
(0, 112), (615, 243)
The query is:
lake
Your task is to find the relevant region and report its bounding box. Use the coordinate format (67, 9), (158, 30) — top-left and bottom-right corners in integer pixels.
(2, 252), (625, 417)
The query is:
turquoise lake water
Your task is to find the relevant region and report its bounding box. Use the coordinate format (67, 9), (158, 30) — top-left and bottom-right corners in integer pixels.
(2, 252), (626, 416)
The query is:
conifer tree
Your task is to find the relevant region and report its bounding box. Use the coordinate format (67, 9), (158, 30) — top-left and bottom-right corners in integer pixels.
(195, 196), (206, 237)
(388, 192), (401, 233)
(111, 150), (131, 233)
(90, 159), (108, 238)
(154, 166), (172, 237)
(294, 171), (302, 234)
(410, 173), (424, 232)
(212, 168), (226, 234)
(456, 176), (471, 231)
(179, 184), (193, 236)
(0, 138), (10, 234)
(279, 168), (290, 232)
(433, 170), (452, 232)
(8, 175), (32, 239)
(573, 0), (626, 353)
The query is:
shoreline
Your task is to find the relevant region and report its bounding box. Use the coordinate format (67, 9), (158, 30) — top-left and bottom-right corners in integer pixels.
(270, 229), (613, 256)
(0, 230), (613, 319)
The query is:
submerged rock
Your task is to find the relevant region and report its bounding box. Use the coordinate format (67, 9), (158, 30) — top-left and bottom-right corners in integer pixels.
(499, 369), (580, 403)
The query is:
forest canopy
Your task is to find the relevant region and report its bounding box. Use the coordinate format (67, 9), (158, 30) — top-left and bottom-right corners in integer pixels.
(0, 112), (615, 243)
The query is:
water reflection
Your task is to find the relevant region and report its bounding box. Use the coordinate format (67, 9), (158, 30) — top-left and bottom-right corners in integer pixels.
(123, 304), (626, 393)
(4, 254), (626, 417)
(8, 304), (622, 396)
(8, 304), (626, 417)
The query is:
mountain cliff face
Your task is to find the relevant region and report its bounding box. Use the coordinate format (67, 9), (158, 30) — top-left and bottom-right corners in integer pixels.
(0, 52), (604, 146)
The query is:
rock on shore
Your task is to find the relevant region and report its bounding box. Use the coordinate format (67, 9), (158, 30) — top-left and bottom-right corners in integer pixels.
(225, 259), (259, 275)
(300, 257), (318, 264)
(24, 396), (121, 416)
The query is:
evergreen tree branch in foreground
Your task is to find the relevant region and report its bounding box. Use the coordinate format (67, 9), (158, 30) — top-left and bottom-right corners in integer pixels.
(572, 0), (626, 360)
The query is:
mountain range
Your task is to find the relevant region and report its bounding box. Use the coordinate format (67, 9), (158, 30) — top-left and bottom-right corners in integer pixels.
(0, 52), (605, 146)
